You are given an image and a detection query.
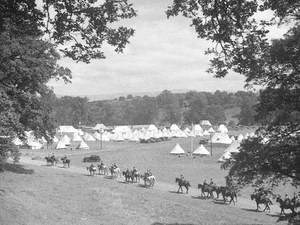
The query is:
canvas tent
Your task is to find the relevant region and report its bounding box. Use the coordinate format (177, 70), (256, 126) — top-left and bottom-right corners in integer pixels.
(57, 126), (78, 134)
(224, 141), (240, 153)
(211, 133), (232, 144)
(83, 133), (96, 141)
(170, 143), (185, 155)
(201, 120), (212, 126)
(93, 123), (107, 131)
(237, 134), (244, 142)
(61, 135), (71, 145)
(218, 141), (240, 162)
(218, 151), (231, 162)
(192, 124), (203, 136)
(76, 140), (89, 150)
(217, 124), (228, 133)
(53, 136), (59, 143)
(72, 132), (83, 142)
(148, 124), (158, 132)
(56, 140), (67, 149)
(170, 124), (180, 132)
(12, 137), (23, 146)
(208, 127), (215, 133)
(192, 145), (210, 156)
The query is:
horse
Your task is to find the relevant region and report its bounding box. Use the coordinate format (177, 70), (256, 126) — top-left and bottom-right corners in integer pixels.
(132, 170), (141, 183)
(122, 170), (133, 183)
(86, 165), (97, 176)
(213, 186), (226, 199)
(142, 174), (155, 188)
(176, 177), (191, 194)
(250, 193), (273, 212)
(110, 166), (121, 178)
(61, 157), (70, 168)
(276, 196), (296, 215)
(197, 184), (214, 198)
(97, 163), (109, 175)
(220, 187), (238, 205)
(45, 156), (58, 166)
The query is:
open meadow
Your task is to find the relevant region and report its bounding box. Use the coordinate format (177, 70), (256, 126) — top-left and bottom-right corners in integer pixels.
(0, 132), (290, 225)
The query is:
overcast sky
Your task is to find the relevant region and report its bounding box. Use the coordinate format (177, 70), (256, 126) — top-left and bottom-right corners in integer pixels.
(47, 0), (287, 98)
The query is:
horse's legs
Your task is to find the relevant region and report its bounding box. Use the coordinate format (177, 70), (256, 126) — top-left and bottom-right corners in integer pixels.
(186, 186), (189, 194)
(177, 185), (181, 193)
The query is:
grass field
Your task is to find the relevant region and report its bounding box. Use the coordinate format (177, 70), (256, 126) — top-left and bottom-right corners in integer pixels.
(1, 133), (296, 225)
(0, 162), (287, 225)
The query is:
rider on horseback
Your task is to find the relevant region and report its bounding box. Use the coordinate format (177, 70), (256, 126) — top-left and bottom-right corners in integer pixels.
(133, 166), (137, 173)
(203, 179), (208, 186)
(180, 174), (184, 180)
(209, 178), (214, 186)
(146, 169), (152, 177)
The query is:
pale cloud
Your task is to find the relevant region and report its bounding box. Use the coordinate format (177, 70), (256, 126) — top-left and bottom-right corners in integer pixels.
(47, 0), (285, 98)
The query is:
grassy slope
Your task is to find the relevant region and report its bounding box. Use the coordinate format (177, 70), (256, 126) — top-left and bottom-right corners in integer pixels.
(0, 164), (284, 225)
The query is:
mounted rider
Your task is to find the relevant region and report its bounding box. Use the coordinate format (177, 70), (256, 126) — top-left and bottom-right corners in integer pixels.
(209, 178), (214, 186)
(203, 179), (208, 186)
(146, 169), (152, 177)
(133, 166), (137, 174)
(180, 174), (184, 181)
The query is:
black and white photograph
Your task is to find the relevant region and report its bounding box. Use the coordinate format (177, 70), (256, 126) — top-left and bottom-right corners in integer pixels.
(0, 0), (299, 225)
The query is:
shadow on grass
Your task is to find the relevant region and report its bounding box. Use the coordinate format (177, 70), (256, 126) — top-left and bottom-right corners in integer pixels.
(241, 208), (259, 213)
(137, 183), (153, 189)
(169, 190), (185, 194)
(1, 163), (34, 174)
(269, 212), (300, 223)
(118, 180), (129, 184)
(213, 200), (227, 205)
(191, 195), (208, 200)
(152, 223), (196, 225)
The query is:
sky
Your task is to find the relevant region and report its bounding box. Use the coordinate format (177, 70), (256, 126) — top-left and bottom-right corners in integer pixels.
(47, 0), (287, 99)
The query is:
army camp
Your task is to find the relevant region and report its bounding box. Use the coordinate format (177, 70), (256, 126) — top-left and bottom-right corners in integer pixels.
(1, 1), (299, 225)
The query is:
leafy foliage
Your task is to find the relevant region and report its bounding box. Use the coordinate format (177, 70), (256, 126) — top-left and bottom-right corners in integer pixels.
(43, 0), (136, 63)
(0, 0), (136, 163)
(166, 0), (300, 191)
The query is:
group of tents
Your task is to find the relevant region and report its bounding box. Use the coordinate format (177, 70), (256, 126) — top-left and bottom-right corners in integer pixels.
(170, 143), (211, 156)
(11, 122), (255, 152)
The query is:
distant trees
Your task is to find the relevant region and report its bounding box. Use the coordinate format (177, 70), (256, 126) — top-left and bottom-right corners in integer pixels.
(51, 90), (257, 126)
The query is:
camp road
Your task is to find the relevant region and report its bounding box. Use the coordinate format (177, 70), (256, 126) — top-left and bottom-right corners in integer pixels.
(15, 156), (281, 215)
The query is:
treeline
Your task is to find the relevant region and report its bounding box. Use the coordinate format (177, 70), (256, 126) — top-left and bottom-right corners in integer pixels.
(49, 90), (258, 127)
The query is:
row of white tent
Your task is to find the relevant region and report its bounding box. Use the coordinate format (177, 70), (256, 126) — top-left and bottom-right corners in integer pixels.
(169, 141), (243, 161)
(170, 143), (210, 156)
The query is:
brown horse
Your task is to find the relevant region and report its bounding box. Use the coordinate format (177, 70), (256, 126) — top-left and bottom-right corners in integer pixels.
(251, 193), (273, 212)
(61, 157), (70, 168)
(97, 163), (109, 175)
(86, 164), (97, 176)
(176, 178), (191, 194)
(276, 196), (296, 215)
(220, 187), (238, 205)
(45, 156), (58, 166)
(122, 170), (133, 183)
(197, 184), (214, 198)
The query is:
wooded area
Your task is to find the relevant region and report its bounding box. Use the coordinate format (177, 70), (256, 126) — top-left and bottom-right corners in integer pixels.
(49, 90), (257, 127)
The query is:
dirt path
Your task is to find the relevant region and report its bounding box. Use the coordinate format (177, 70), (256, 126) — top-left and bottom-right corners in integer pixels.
(17, 156), (281, 215)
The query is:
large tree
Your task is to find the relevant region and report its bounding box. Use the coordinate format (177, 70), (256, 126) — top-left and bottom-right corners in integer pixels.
(167, 0), (299, 189)
(0, 0), (136, 163)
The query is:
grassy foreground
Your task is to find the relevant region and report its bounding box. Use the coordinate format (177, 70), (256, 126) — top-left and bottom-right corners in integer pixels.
(0, 162), (285, 225)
